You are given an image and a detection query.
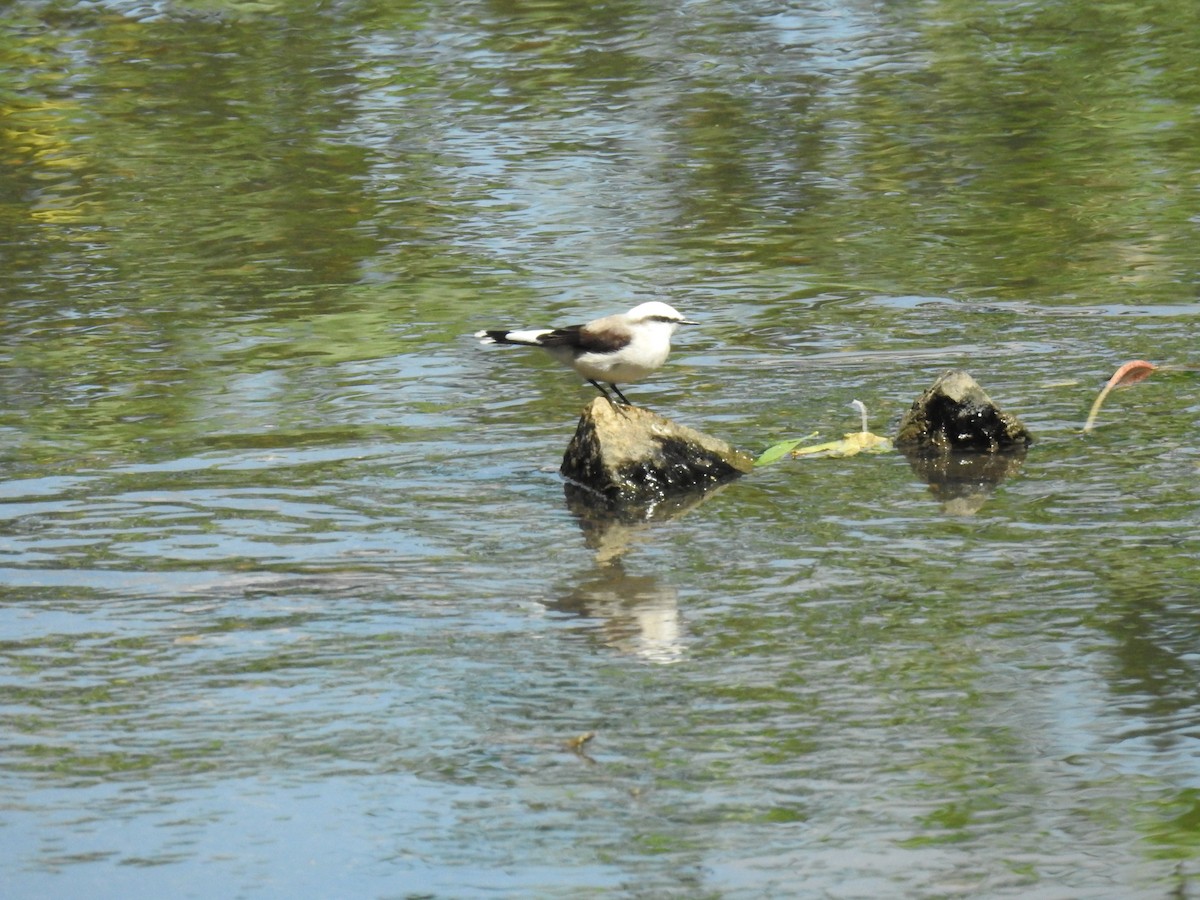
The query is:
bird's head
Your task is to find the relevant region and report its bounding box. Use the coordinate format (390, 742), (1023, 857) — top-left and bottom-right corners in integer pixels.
(626, 301), (699, 330)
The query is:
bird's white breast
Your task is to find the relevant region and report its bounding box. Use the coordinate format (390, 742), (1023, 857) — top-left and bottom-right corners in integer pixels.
(571, 320), (675, 383)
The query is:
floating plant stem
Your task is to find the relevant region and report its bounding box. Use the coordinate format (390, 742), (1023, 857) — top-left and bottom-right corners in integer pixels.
(1083, 360), (1158, 434)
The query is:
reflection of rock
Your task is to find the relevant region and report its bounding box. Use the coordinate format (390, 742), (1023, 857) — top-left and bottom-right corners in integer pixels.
(547, 562), (684, 664)
(896, 370), (1031, 452)
(561, 398), (753, 506)
(564, 480), (727, 564)
(902, 448), (1027, 516)
(897, 371), (1031, 515)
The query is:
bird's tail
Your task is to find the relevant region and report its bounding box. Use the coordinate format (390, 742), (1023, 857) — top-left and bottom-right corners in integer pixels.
(474, 328), (551, 346)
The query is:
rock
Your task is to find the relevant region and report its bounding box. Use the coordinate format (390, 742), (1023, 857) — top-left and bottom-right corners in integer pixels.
(561, 398), (754, 505)
(895, 370), (1031, 452)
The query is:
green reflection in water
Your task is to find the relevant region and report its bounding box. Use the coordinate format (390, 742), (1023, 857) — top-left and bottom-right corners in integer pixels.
(1, 1), (1200, 892)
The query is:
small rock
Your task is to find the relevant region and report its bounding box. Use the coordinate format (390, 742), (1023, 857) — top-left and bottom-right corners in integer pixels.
(895, 370), (1031, 452)
(561, 399), (754, 505)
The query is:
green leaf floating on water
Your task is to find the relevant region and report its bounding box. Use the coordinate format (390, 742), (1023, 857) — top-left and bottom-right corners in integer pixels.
(755, 401), (893, 466)
(755, 433), (818, 467)
(755, 431), (894, 466)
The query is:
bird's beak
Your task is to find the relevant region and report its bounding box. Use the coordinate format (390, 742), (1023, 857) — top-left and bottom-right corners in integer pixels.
(680, 319), (700, 326)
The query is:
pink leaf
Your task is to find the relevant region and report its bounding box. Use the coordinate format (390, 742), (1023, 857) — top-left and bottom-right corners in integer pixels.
(1105, 359), (1157, 389)
(1083, 360), (1159, 434)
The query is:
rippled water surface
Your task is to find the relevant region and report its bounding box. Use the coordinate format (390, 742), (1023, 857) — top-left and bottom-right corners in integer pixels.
(3, 1), (1200, 897)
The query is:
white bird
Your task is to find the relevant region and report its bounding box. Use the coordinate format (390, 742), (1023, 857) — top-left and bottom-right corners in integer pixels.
(475, 301), (698, 405)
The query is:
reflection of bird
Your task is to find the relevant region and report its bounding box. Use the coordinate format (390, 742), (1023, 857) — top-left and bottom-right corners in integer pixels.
(475, 301), (697, 405)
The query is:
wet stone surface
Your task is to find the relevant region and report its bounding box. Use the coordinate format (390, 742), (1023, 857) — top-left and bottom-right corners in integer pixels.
(896, 370), (1033, 453)
(560, 398), (754, 505)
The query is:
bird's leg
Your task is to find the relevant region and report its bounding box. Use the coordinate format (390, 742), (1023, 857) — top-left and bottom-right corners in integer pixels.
(587, 379), (632, 410)
(587, 379), (616, 402)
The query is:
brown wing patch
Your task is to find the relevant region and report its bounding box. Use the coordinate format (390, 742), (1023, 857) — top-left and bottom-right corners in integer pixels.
(537, 324), (629, 354)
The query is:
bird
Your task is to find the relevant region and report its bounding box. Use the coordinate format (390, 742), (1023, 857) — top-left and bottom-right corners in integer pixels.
(475, 301), (698, 405)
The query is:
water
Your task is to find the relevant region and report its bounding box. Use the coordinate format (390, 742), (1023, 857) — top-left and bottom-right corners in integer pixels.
(3, 0), (1200, 896)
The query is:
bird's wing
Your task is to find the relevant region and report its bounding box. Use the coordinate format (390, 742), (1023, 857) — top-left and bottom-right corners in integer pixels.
(538, 320), (630, 353)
